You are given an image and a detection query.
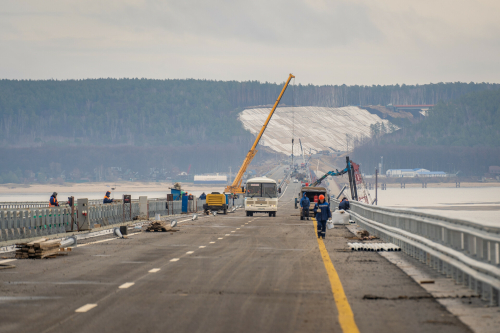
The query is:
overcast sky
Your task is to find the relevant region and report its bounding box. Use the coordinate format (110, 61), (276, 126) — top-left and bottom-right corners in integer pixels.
(1, 0), (499, 85)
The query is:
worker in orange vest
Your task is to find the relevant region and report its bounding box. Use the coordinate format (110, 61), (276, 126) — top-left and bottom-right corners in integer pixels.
(49, 192), (59, 207)
(103, 191), (114, 203)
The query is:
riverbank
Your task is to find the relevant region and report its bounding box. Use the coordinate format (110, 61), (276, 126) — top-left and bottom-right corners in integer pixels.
(0, 182), (225, 202)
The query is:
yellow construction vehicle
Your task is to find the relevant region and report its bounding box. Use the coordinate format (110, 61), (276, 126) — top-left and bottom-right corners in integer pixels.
(225, 73), (295, 194)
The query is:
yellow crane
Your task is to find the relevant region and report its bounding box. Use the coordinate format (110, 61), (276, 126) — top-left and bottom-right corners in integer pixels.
(225, 73), (295, 194)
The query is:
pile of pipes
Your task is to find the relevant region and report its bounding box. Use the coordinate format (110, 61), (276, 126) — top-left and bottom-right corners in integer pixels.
(348, 242), (401, 252)
(15, 238), (70, 259)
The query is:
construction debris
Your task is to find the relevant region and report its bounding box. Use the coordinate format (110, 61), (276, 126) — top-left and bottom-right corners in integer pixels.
(145, 221), (179, 232)
(15, 238), (69, 259)
(356, 230), (379, 240)
(348, 242), (401, 252)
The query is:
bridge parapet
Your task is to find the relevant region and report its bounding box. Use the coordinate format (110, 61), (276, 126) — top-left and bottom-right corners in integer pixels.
(334, 199), (500, 306)
(0, 196), (253, 246)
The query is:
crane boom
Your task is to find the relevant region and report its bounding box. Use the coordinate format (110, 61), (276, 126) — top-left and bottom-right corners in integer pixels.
(225, 73), (295, 194)
(309, 160), (351, 187)
(299, 139), (306, 167)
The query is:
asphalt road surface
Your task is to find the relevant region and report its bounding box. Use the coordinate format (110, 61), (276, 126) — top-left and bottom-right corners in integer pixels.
(0, 180), (472, 333)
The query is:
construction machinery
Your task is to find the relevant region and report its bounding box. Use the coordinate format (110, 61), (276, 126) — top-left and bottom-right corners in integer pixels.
(225, 73), (295, 194)
(309, 160), (351, 187)
(203, 192), (228, 214)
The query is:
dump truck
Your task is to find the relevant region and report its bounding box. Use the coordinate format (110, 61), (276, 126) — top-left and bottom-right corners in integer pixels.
(203, 192), (228, 214)
(297, 186), (330, 220)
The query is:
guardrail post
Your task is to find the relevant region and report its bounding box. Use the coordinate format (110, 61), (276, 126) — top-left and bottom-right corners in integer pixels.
(0, 210), (5, 241)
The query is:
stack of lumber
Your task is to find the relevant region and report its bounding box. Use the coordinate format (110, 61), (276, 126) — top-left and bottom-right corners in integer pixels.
(15, 238), (68, 259)
(145, 221), (178, 232)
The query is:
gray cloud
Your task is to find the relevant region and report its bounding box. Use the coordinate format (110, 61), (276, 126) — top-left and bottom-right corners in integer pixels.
(0, 0), (499, 85)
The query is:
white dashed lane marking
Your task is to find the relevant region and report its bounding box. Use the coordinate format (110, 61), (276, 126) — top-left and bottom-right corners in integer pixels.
(218, 238), (223, 240)
(119, 282), (135, 289)
(225, 234), (230, 236)
(170, 258), (180, 262)
(231, 231), (235, 233)
(75, 304), (98, 313)
(186, 251), (194, 254)
(209, 242), (215, 244)
(199, 246), (206, 249)
(149, 268), (161, 273)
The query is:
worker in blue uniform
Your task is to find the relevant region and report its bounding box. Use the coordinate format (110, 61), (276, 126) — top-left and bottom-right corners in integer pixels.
(199, 192), (206, 200)
(339, 197), (350, 211)
(103, 191), (114, 203)
(314, 194), (331, 239)
(299, 192), (310, 220)
(49, 192), (59, 207)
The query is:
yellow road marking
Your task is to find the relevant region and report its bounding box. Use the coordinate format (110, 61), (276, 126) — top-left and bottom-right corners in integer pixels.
(312, 218), (360, 333)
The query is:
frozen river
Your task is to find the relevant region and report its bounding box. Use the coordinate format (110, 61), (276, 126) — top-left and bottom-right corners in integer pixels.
(374, 186), (500, 227)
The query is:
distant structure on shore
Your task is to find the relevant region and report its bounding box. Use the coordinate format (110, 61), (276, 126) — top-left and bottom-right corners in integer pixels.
(194, 175), (228, 185)
(386, 168), (446, 178)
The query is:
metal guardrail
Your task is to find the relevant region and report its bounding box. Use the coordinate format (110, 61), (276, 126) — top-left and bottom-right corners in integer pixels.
(336, 199), (500, 306)
(0, 198), (205, 243)
(0, 195), (245, 244)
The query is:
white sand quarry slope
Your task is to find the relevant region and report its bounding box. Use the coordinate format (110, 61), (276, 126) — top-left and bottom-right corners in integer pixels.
(239, 106), (393, 155)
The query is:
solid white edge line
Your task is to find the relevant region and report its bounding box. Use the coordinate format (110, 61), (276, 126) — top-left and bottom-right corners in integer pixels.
(75, 304), (98, 313)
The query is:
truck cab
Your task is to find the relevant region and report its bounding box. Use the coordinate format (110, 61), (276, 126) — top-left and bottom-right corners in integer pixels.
(298, 186), (330, 220)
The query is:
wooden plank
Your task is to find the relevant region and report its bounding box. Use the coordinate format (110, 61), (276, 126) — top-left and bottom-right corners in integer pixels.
(34, 239), (61, 248)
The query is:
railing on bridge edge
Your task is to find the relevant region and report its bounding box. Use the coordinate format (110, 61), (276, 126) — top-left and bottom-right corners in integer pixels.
(0, 196), (245, 243)
(333, 199), (500, 306)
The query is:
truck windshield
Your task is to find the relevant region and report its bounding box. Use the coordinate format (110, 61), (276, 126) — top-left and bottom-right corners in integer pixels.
(246, 183), (277, 198)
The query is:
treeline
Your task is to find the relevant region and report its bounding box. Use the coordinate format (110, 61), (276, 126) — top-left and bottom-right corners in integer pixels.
(353, 89), (500, 176)
(1, 79), (498, 147)
(0, 143), (277, 184)
(373, 88), (500, 147)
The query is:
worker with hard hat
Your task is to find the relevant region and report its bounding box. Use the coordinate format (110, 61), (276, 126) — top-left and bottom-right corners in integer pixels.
(313, 194), (331, 239)
(339, 197), (350, 211)
(299, 192), (310, 220)
(103, 191), (114, 203)
(49, 192), (59, 207)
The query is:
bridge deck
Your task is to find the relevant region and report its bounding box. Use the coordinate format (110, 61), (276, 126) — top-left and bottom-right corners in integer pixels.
(0, 181), (472, 333)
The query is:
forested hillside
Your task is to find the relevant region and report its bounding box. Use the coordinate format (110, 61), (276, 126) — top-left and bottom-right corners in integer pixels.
(1, 79), (499, 181)
(1, 79), (498, 147)
(353, 89), (500, 175)
(374, 89), (500, 147)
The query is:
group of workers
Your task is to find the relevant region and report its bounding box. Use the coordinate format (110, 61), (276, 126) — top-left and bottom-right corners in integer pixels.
(49, 191), (115, 206)
(300, 193), (350, 239)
